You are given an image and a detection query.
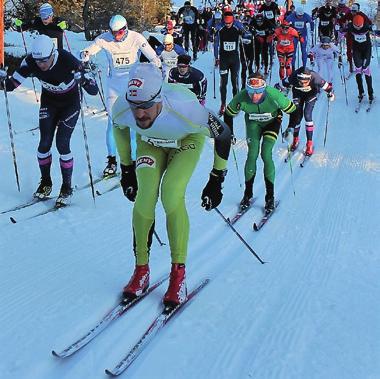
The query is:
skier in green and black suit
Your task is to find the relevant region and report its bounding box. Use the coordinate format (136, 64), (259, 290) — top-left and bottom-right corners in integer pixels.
(224, 72), (296, 212)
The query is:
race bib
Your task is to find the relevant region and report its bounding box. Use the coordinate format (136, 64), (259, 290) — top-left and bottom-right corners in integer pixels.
(141, 135), (179, 148)
(280, 40), (291, 46)
(242, 38), (252, 44)
(248, 112), (273, 122)
(112, 53), (131, 69)
(164, 58), (178, 67)
(223, 41), (236, 51)
(354, 34), (366, 43)
(320, 20), (329, 26)
(184, 15), (194, 24)
(265, 10), (274, 19)
(294, 21), (305, 29)
(256, 30), (266, 36)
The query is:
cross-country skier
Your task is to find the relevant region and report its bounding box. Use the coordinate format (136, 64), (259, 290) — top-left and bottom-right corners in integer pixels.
(346, 14), (374, 102)
(214, 11), (246, 115)
(156, 34), (186, 80)
(282, 67), (335, 156)
(177, 1), (200, 60)
(111, 63), (231, 306)
(168, 54), (207, 104)
(13, 3), (68, 50)
(0, 35), (98, 206)
(286, 6), (314, 68)
(309, 36), (341, 84)
(80, 15), (161, 178)
(270, 21), (303, 81)
(316, 0), (337, 40)
(224, 72), (296, 212)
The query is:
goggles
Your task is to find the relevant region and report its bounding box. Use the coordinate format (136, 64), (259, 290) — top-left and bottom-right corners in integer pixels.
(246, 77), (266, 94)
(177, 63), (189, 68)
(127, 88), (162, 110)
(112, 26), (127, 40)
(281, 25), (290, 30)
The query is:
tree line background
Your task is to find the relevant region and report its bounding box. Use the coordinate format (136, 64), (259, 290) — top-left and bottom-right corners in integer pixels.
(5, 0), (172, 40)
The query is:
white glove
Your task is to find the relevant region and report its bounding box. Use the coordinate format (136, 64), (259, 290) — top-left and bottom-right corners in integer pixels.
(327, 92), (335, 102)
(0, 69), (7, 80)
(80, 50), (90, 63)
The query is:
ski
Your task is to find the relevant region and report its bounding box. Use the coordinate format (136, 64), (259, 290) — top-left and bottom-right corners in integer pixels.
(300, 153), (312, 168)
(1, 197), (51, 215)
(105, 279), (210, 377)
(52, 275), (168, 359)
(227, 197), (257, 225)
(14, 126), (39, 135)
(366, 98), (375, 112)
(95, 182), (120, 196)
(284, 147), (298, 163)
(253, 200), (280, 231)
(355, 97), (364, 113)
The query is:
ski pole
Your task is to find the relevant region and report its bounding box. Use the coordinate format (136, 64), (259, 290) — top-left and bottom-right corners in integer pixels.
(213, 57), (216, 99)
(96, 69), (107, 109)
(2, 76), (21, 191)
(20, 27), (39, 103)
(78, 83), (96, 203)
(63, 31), (72, 53)
(323, 97), (331, 147)
(153, 230), (166, 246)
(340, 61), (349, 106)
(214, 207), (266, 264)
(231, 145), (242, 188)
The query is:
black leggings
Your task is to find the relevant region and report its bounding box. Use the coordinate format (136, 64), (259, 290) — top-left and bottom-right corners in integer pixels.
(219, 55), (240, 105)
(38, 100), (80, 156)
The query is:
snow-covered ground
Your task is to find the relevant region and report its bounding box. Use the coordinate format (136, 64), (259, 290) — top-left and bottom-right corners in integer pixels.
(1, 15), (380, 379)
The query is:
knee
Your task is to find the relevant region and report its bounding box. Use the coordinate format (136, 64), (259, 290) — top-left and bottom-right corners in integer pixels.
(161, 181), (185, 215)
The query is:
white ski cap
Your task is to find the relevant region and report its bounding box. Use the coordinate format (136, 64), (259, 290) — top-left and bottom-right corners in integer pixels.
(163, 34), (174, 44)
(126, 63), (163, 103)
(32, 34), (55, 60)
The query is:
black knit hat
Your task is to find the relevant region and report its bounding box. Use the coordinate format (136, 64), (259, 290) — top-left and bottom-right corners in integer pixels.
(177, 54), (191, 65)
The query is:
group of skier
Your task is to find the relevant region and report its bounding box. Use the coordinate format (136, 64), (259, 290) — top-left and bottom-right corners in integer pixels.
(0, 0), (377, 308)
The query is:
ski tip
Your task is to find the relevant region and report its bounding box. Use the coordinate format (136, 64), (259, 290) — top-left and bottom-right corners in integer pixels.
(51, 350), (60, 357)
(253, 223), (258, 231)
(105, 368), (117, 377)
(10, 217), (17, 224)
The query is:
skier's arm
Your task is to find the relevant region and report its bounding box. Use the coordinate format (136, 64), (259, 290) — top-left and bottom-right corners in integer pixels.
(138, 35), (161, 67)
(113, 123), (132, 166)
(269, 87), (297, 114)
(1, 57), (33, 91)
(199, 74), (207, 102)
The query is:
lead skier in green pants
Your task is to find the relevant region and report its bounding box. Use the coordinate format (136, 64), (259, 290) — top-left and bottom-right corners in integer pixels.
(112, 63), (231, 307)
(224, 72), (296, 212)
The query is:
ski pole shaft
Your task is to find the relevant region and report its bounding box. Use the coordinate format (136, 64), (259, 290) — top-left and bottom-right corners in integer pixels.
(63, 31), (72, 53)
(323, 98), (330, 147)
(214, 207), (266, 264)
(20, 28), (39, 103)
(2, 84), (21, 191)
(96, 70), (107, 108)
(213, 59), (216, 99)
(231, 145), (242, 188)
(153, 230), (165, 246)
(78, 85), (96, 203)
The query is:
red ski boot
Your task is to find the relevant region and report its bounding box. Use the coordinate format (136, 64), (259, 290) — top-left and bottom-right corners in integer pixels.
(163, 263), (187, 307)
(122, 264), (150, 299)
(290, 136), (299, 151)
(305, 140), (314, 156)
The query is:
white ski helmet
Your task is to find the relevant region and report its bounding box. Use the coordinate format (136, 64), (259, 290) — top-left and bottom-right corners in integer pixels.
(109, 15), (127, 32)
(32, 34), (55, 60)
(163, 34), (174, 45)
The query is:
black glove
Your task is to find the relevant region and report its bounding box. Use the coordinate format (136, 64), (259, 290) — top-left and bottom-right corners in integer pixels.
(201, 169), (226, 211)
(120, 162), (137, 201)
